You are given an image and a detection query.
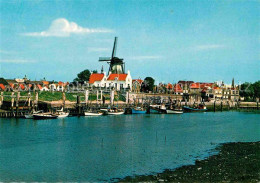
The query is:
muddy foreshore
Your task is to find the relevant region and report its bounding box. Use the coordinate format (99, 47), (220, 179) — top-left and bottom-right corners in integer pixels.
(117, 141), (260, 183)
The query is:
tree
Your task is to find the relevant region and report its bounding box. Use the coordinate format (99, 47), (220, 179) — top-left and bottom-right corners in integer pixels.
(141, 77), (155, 93)
(73, 69), (97, 83)
(240, 82), (254, 99)
(252, 81), (260, 99)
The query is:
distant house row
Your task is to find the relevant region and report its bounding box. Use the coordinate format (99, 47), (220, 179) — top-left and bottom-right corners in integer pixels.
(0, 77), (69, 92)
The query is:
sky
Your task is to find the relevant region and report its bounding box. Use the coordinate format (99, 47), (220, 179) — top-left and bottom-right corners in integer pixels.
(0, 0), (259, 84)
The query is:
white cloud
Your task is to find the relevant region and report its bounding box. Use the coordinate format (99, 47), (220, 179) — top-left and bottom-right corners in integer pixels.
(0, 59), (36, 63)
(129, 56), (163, 60)
(88, 47), (110, 52)
(22, 18), (113, 37)
(194, 44), (225, 51)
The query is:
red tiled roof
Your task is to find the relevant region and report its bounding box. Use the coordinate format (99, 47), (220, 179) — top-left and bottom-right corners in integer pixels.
(0, 84), (5, 90)
(19, 84), (25, 90)
(132, 79), (143, 84)
(107, 74), (127, 81)
(42, 81), (49, 85)
(9, 83), (14, 88)
(190, 83), (200, 89)
(174, 84), (183, 93)
(89, 73), (105, 84)
(37, 84), (43, 90)
(167, 83), (173, 89)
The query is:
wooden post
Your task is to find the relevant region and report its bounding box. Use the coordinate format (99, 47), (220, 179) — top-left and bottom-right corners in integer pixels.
(257, 102), (259, 110)
(28, 92), (31, 107)
(77, 95), (80, 116)
(110, 90), (114, 106)
(0, 92), (3, 107)
(96, 90), (99, 104)
(221, 100), (223, 112)
(16, 92), (20, 118)
(126, 91), (129, 105)
(214, 100), (216, 112)
(35, 92), (39, 110)
(11, 92), (14, 112)
(62, 92), (66, 108)
(85, 90), (89, 104)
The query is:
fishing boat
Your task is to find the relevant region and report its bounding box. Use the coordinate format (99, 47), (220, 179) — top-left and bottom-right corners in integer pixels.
(166, 109), (183, 114)
(33, 113), (58, 119)
(56, 108), (69, 118)
(132, 107), (146, 114)
(183, 104), (207, 112)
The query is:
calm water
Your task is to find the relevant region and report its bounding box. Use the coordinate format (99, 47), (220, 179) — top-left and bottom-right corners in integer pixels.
(0, 112), (259, 182)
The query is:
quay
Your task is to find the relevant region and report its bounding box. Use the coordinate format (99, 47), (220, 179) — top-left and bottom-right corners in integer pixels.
(0, 91), (259, 118)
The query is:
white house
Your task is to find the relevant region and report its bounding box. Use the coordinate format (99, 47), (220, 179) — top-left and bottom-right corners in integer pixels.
(89, 71), (132, 91)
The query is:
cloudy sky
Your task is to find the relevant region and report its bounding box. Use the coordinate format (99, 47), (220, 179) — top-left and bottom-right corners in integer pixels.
(0, 0), (259, 84)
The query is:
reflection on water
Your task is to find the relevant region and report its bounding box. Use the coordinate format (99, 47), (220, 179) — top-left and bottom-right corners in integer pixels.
(0, 112), (259, 182)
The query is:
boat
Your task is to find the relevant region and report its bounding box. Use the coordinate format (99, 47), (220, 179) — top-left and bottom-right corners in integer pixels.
(84, 111), (103, 116)
(183, 104), (207, 112)
(107, 107), (124, 115)
(166, 109), (183, 114)
(56, 108), (69, 118)
(33, 113), (58, 119)
(132, 107), (146, 114)
(24, 110), (43, 119)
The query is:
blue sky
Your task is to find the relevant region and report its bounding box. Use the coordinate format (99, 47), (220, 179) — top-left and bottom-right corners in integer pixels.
(0, 0), (259, 84)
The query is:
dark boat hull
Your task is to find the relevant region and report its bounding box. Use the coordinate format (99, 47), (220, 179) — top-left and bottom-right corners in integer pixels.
(183, 106), (207, 112)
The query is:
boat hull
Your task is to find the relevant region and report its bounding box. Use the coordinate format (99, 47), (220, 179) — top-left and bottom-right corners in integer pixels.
(132, 109), (146, 114)
(24, 114), (34, 119)
(84, 112), (103, 116)
(107, 111), (124, 115)
(57, 113), (69, 118)
(183, 106), (207, 112)
(33, 114), (58, 119)
(166, 109), (183, 114)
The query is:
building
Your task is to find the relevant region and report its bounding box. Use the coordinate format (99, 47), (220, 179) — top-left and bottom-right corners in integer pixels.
(132, 79), (143, 93)
(89, 71), (132, 91)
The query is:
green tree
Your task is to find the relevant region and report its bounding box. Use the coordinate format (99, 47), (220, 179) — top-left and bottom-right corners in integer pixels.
(252, 81), (260, 99)
(73, 69), (97, 83)
(141, 77), (155, 93)
(240, 82), (254, 100)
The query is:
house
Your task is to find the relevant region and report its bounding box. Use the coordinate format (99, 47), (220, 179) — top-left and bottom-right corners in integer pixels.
(89, 71), (132, 91)
(132, 79), (143, 93)
(166, 83), (173, 93)
(89, 73), (106, 88)
(173, 84), (183, 95)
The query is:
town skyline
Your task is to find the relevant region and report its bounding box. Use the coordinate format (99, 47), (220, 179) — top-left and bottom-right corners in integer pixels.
(0, 0), (259, 83)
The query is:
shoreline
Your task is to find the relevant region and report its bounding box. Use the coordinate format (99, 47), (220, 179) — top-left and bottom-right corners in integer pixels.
(117, 141), (260, 182)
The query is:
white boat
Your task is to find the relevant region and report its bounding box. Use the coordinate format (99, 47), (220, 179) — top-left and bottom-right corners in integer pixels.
(56, 108), (69, 118)
(166, 109), (183, 114)
(84, 112), (103, 116)
(25, 110), (43, 119)
(107, 111), (124, 115)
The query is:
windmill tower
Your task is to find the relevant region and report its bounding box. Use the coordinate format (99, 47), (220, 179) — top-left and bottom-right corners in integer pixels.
(99, 37), (125, 74)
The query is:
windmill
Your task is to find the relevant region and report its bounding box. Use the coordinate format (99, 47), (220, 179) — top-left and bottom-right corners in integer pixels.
(99, 37), (125, 74)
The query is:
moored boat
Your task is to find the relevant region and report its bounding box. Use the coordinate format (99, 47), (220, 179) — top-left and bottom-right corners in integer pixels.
(33, 113), (58, 119)
(166, 109), (183, 114)
(84, 112), (103, 116)
(183, 104), (207, 112)
(132, 107), (146, 114)
(107, 107), (124, 115)
(24, 110), (43, 119)
(56, 108), (69, 118)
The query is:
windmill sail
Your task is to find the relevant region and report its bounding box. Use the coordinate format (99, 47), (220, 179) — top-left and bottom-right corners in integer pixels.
(98, 37), (125, 74)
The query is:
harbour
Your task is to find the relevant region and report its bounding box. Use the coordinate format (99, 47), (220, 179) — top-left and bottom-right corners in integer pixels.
(0, 111), (259, 182)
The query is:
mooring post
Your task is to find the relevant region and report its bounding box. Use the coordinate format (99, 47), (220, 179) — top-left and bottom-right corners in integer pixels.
(110, 90), (114, 106)
(35, 92), (39, 110)
(77, 95), (81, 116)
(214, 100), (216, 112)
(16, 92), (20, 118)
(96, 90), (99, 104)
(126, 91), (129, 105)
(62, 92), (66, 108)
(28, 92), (31, 108)
(257, 101), (259, 110)
(221, 100), (223, 112)
(11, 92), (14, 113)
(85, 90), (89, 104)
(0, 92), (3, 107)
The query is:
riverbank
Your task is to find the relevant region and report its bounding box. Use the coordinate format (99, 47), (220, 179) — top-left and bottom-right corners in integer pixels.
(118, 141), (260, 182)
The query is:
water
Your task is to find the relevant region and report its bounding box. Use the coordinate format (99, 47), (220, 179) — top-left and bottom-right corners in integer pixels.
(0, 112), (259, 182)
